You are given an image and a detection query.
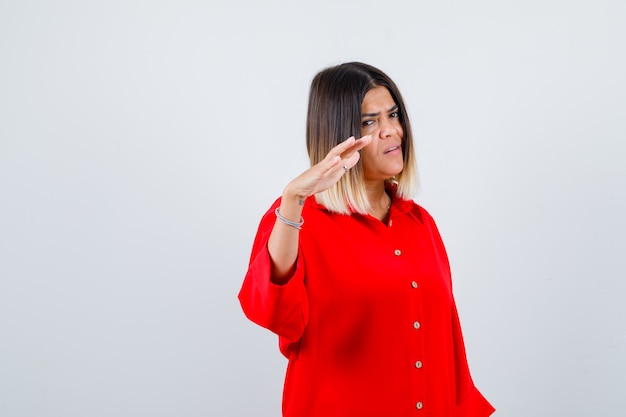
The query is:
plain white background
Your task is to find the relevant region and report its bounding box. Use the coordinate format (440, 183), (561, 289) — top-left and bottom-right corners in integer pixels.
(1, 1), (625, 416)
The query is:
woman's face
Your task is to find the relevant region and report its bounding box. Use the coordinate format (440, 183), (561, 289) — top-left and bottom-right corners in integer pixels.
(359, 86), (404, 182)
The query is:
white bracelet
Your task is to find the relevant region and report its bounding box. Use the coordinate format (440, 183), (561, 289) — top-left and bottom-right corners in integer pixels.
(275, 208), (304, 230)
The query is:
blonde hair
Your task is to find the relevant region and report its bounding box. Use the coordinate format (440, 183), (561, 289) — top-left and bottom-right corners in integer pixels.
(306, 62), (418, 214)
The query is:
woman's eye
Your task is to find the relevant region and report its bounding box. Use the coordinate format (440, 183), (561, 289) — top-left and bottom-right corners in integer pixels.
(390, 111), (399, 118)
(362, 120), (374, 127)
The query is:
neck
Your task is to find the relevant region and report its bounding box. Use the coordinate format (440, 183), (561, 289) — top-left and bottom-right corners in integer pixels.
(364, 180), (391, 220)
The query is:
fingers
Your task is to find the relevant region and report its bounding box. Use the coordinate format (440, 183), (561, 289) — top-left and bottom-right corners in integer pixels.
(317, 134), (372, 177)
(341, 148), (362, 172)
(334, 135), (372, 156)
(287, 135), (371, 197)
(344, 136), (370, 158)
(324, 135), (371, 163)
(338, 135), (370, 169)
(349, 135), (372, 152)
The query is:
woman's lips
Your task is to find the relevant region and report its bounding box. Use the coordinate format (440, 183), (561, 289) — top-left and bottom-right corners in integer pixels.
(384, 145), (401, 154)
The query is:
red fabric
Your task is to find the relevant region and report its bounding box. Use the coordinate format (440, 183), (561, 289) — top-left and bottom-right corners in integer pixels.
(239, 191), (495, 417)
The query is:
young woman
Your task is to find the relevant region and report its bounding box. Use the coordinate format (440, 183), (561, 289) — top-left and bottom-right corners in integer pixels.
(239, 62), (494, 417)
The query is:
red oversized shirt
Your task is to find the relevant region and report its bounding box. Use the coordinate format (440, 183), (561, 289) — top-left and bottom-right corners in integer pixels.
(239, 191), (495, 417)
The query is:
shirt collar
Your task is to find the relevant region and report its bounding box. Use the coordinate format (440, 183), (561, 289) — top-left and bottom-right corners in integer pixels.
(307, 182), (414, 215)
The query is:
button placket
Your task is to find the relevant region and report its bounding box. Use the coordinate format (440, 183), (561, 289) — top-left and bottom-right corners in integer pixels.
(393, 237), (424, 414)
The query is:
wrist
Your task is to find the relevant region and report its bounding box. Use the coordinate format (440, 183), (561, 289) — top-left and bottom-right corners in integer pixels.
(282, 186), (308, 207)
(274, 207), (304, 230)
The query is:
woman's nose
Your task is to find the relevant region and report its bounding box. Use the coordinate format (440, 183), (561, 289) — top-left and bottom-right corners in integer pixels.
(379, 120), (393, 138)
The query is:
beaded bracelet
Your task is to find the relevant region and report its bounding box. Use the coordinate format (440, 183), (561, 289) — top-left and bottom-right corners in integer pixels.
(275, 208), (304, 230)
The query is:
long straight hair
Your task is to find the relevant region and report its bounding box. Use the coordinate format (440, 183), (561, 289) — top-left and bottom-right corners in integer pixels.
(306, 62), (418, 214)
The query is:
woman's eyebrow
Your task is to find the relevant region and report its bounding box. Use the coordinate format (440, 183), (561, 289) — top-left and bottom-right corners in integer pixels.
(362, 104), (399, 118)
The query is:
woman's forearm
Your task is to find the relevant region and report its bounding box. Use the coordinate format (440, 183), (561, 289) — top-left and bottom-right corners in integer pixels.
(267, 189), (305, 284)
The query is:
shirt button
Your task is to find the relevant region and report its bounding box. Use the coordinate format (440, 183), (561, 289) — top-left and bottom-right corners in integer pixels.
(413, 321), (421, 329)
(394, 249), (402, 256)
(416, 401), (424, 410)
(415, 360), (423, 369)
(411, 281), (418, 288)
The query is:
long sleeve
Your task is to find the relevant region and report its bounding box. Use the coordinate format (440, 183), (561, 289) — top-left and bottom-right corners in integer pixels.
(451, 299), (495, 416)
(238, 200), (309, 345)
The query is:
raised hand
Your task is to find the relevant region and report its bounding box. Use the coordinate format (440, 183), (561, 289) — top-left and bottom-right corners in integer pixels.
(283, 135), (372, 202)
(268, 135), (372, 282)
